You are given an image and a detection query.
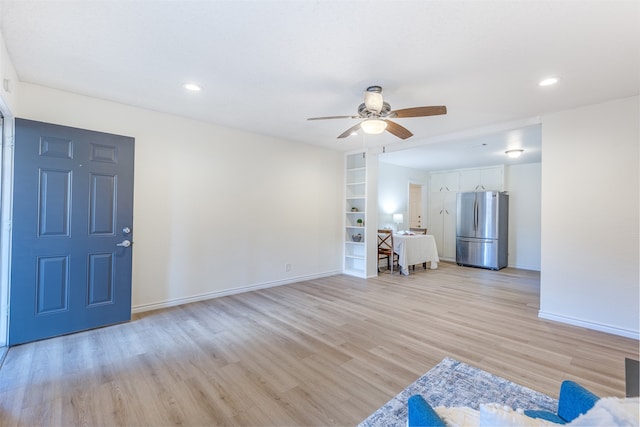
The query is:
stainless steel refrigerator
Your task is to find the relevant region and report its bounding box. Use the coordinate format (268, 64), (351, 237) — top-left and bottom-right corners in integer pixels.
(456, 191), (508, 270)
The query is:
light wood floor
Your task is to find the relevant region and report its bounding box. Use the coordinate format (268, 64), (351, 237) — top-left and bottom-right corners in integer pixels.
(0, 262), (638, 426)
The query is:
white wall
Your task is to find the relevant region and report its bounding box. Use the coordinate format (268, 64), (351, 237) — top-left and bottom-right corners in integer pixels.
(377, 162), (429, 230)
(15, 83), (344, 311)
(505, 163), (541, 270)
(0, 37), (17, 112)
(540, 96), (639, 338)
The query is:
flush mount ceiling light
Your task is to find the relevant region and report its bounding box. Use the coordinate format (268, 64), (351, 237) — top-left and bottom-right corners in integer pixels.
(505, 149), (524, 159)
(360, 118), (387, 135)
(183, 83), (201, 91)
(539, 77), (559, 87)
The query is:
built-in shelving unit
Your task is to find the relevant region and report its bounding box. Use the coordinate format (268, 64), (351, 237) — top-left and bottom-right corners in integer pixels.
(344, 153), (367, 277)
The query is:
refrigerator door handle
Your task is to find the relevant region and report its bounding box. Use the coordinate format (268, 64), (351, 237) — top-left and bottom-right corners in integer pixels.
(473, 199), (478, 232)
(459, 238), (494, 243)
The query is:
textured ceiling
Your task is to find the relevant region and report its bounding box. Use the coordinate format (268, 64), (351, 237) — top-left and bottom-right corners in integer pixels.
(0, 1), (638, 169)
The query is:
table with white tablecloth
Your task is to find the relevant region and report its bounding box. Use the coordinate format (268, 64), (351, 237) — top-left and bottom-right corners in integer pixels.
(393, 234), (440, 275)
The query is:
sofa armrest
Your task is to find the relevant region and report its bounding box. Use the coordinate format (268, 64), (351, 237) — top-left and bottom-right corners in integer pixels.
(408, 395), (447, 427)
(557, 380), (600, 422)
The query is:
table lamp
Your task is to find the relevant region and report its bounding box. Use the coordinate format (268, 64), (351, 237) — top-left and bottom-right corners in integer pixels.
(393, 213), (403, 231)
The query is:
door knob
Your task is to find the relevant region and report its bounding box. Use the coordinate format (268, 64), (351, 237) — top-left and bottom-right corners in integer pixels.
(116, 240), (132, 248)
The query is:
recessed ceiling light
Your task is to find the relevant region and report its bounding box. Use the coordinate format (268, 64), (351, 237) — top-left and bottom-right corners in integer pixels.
(539, 77), (558, 87)
(183, 83), (201, 92)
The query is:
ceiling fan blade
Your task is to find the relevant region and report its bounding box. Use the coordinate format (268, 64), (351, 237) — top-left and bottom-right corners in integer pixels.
(385, 120), (413, 140)
(307, 115), (359, 120)
(337, 123), (362, 139)
(389, 106), (447, 118)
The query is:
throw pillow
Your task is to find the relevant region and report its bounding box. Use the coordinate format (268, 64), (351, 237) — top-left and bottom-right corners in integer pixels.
(434, 406), (480, 427)
(479, 403), (561, 426)
(567, 397), (639, 426)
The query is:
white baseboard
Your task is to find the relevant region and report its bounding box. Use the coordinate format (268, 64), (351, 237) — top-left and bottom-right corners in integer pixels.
(507, 263), (540, 271)
(538, 310), (640, 340)
(132, 270), (341, 314)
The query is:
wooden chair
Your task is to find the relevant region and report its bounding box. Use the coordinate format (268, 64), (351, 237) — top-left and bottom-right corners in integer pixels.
(377, 229), (399, 273)
(409, 227), (428, 270)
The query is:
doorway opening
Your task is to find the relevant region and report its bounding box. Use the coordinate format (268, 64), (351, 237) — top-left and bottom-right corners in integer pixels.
(408, 182), (425, 229)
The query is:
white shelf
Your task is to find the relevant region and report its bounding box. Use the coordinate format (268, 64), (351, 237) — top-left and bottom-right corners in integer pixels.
(344, 152), (368, 278)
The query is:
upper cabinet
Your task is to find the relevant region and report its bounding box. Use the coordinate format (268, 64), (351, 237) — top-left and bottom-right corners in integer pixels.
(459, 166), (504, 192)
(430, 171), (459, 192)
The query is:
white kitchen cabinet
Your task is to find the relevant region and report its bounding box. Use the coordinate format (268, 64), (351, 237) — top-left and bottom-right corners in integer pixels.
(430, 171), (459, 193)
(429, 191), (457, 260)
(428, 166), (504, 261)
(459, 166), (504, 192)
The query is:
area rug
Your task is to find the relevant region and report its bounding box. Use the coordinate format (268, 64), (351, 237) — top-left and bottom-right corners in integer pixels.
(358, 357), (558, 427)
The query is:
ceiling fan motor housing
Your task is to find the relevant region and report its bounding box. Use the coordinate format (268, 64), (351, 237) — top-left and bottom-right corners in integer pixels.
(358, 102), (391, 118)
(364, 85), (385, 114)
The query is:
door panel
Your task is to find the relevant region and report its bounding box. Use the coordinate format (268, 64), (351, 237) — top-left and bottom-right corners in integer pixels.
(442, 192), (457, 259)
(476, 191), (498, 239)
(39, 169), (71, 236)
(430, 191), (457, 259)
(456, 192), (477, 238)
(456, 237), (498, 269)
(36, 256), (69, 313)
(10, 119), (134, 345)
(409, 183), (422, 228)
(429, 192), (445, 257)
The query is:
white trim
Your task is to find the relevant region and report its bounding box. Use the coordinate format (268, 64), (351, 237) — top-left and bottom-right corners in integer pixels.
(131, 270), (341, 314)
(0, 105), (13, 349)
(507, 263), (540, 272)
(538, 310), (640, 340)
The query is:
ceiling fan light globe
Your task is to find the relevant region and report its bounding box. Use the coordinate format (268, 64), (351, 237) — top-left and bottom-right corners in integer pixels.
(361, 119), (387, 135)
(364, 91), (384, 114)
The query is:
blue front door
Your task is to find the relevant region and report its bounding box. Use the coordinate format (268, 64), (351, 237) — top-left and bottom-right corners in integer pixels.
(9, 119), (135, 345)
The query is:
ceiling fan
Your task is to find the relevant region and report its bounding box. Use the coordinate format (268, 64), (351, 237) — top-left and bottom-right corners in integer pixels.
(308, 85), (447, 140)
